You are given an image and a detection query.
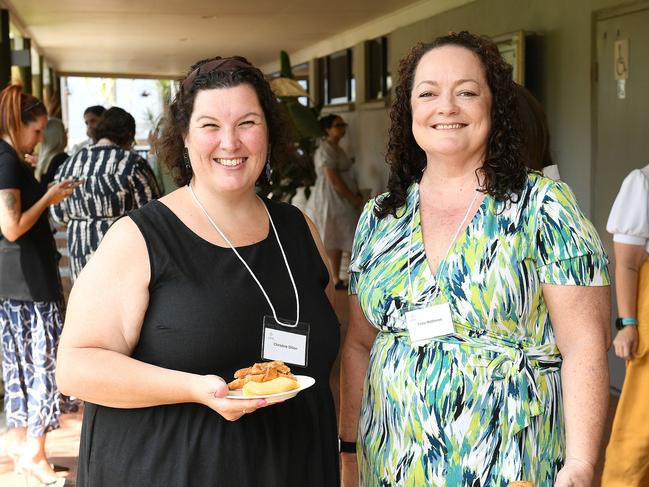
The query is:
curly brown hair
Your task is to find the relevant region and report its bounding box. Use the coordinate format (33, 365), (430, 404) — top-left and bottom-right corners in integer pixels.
(158, 56), (293, 187)
(376, 31), (527, 219)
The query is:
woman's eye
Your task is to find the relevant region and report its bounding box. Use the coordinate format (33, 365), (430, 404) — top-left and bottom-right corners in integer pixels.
(201, 123), (218, 128)
(458, 91), (477, 97)
(418, 91), (435, 98)
(240, 120), (256, 127)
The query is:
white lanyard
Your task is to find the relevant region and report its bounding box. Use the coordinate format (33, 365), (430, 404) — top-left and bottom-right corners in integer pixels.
(188, 183), (300, 327)
(406, 185), (479, 304)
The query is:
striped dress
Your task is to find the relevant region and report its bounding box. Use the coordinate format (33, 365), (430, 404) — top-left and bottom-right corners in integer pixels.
(349, 173), (609, 486)
(51, 143), (160, 280)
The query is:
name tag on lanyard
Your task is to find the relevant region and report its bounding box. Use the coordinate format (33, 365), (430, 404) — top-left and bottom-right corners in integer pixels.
(404, 302), (455, 346)
(261, 315), (310, 367)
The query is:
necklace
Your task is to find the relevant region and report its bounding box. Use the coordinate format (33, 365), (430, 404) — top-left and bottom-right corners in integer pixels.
(188, 183), (300, 327)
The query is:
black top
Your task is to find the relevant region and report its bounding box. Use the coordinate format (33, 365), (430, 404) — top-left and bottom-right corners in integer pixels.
(41, 151), (68, 189)
(77, 199), (341, 487)
(0, 140), (61, 301)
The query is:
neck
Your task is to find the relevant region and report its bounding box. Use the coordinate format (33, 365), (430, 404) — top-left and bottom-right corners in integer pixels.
(420, 153), (484, 192)
(188, 180), (262, 220)
(326, 136), (340, 146)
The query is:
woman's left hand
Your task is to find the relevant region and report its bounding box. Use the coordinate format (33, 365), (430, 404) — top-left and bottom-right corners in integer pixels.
(554, 458), (595, 487)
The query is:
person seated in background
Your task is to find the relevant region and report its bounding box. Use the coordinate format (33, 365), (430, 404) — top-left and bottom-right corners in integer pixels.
(514, 84), (561, 180)
(50, 106), (160, 281)
(35, 117), (68, 189)
(69, 105), (105, 154)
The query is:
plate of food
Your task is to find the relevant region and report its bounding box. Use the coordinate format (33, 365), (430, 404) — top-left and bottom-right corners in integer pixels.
(227, 360), (315, 404)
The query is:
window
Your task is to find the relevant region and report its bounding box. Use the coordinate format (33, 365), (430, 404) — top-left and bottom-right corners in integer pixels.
(366, 36), (391, 100)
(292, 62), (310, 107)
(318, 48), (354, 105)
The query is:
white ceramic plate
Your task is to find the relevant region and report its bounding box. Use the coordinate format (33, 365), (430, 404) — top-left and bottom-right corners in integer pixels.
(227, 375), (315, 404)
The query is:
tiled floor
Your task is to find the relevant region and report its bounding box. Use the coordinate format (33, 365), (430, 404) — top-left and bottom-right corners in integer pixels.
(0, 289), (619, 486)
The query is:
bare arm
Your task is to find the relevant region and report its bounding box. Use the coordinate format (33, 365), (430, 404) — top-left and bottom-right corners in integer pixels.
(339, 295), (378, 486)
(612, 242), (647, 359)
(324, 167), (362, 208)
(0, 182), (72, 241)
(56, 217), (265, 419)
(303, 212), (335, 303)
(544, 284), (611, 486)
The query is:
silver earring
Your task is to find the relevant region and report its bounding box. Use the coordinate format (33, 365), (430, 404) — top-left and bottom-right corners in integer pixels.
(265, 143), (272, 181)
(183, 147), (191, 171)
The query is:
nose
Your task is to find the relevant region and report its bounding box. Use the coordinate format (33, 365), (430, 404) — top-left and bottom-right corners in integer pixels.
(436, 91), (459, 115)
(219, 126), (241, 151)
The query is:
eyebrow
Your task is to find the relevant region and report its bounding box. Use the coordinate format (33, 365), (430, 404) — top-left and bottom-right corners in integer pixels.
(195, 112), (263, 122)
(414, 79), (480, 89)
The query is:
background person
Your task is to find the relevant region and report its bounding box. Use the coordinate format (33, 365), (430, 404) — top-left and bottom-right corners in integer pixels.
(306, 114), (362, 289)
(601, 163), (649, 486)
(56, 56), (341, 486)
(69, 105), (105, 154)
(339, 31), (610, 487)
(514, 84), (561, 181)
(35, 117), (68, 188)
(0, 84), (75, 486)
(50, 106), (160, 281)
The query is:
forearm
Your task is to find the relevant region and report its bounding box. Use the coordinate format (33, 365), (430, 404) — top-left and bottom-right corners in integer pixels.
(325, 168), (356, 201)
(3, 196), (50, 241)
(57, 347), (200, 408)
(561, 345), (609, 466)
(613, 242), (646, 317)
(339, 341), (370, 442)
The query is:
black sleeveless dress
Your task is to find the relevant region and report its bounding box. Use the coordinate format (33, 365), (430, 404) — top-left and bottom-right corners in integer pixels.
(76, 199), (340, 487)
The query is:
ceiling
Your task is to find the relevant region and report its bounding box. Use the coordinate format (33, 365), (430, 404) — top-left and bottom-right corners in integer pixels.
(2, 0), (435, 79)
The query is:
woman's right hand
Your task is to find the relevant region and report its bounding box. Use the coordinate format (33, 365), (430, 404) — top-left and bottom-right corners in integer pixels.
(45, 180), (75, 205)
(194, 374), (268, 421)
(613, 326), (639, 360)
(341, 453), (359, 487)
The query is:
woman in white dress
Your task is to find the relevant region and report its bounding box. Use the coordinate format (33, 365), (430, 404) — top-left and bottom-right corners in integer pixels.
(306, 114), (362, 289)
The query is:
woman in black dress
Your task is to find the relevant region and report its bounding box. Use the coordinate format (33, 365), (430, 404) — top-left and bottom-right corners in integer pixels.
(56, 56), (341, 486)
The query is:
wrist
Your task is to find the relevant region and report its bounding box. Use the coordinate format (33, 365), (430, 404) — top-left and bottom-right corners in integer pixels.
(616, 317), (639, 330)
(338, 437), (357, 454)
(565, 456), (595, 470)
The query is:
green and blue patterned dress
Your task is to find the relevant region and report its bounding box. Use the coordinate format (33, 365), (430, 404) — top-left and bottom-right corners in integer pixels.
(349, 174), (609, 486)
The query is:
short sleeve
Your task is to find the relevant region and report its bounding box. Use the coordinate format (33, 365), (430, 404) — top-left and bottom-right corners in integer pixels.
(348, 199), (375, 294)
(0, 152), (20, 190)
(317, 142), (338, 169)
(535, 180), (610, 286)
(606, 168), (649, 247)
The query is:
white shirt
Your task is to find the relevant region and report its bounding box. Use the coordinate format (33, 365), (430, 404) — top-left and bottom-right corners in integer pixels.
(606, 164), (649, 252)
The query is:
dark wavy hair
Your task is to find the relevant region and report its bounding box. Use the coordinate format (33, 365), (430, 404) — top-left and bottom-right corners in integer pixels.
(376, 31), (527, 218)
(319, 114), (340, 131)
(158, 56), (293, 187)
(515, 84), (553, 171)
(93, 107), (136, 147)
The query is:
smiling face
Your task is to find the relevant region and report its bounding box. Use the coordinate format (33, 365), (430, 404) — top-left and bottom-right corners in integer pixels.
(184, 84), (268, 196)
(411, 45), (492, 165)
(19, 115), (47, 155)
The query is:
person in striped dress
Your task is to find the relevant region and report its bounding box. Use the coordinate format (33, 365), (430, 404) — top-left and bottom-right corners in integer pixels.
(51, 106), (160, 281)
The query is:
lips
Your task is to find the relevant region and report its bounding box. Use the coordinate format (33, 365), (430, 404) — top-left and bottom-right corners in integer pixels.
(432, 123), (466, 129)
(213, 157), (246, 167)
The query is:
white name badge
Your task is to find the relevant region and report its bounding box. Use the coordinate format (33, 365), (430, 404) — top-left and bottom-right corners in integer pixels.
(404, 302), (455, 346)
(261, 315), (309, 367)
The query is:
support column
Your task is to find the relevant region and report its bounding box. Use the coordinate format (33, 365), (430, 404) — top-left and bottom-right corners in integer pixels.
(0, 10), (10, 89)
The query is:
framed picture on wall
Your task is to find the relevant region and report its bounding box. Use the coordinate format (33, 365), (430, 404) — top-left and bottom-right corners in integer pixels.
(493, 31), (525, 85)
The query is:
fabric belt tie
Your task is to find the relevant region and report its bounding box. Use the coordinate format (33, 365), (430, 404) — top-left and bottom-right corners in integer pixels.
(380, 325), (562, 440)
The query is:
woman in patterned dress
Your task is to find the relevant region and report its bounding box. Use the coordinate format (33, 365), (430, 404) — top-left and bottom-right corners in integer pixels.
(50, 106), (160, 281)
(0, 84), (75, 485)
(339, 31), (611, 487)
